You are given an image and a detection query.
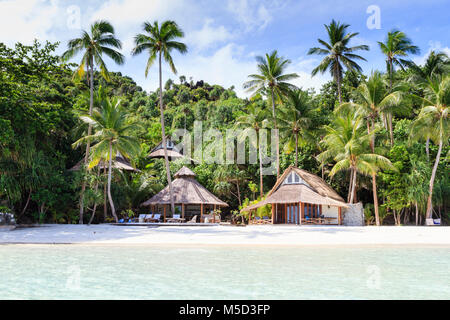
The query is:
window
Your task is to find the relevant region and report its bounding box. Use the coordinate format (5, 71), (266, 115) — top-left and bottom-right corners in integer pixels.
(283, 172), (309, 186)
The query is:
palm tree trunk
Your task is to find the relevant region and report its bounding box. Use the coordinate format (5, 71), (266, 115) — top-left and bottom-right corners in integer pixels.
(108, 142), (118, 223)
(388, 59), (394, 146)
(349, 168), (357, 204)
(103, 166), (107, 221)
(88, 167), (100, 225)
(159, 51), (175, 215)
(79, 59), (95, 225)
(426, 137), (443, 220)
(336, 72), (343, 104)
(236, 181), (242, 206)
(415, 202), (419, 226)
(270, 88), (280, 178)
(372, 172), (380, 226)
(257, 131), (264, 199)
(426, 138), (430, 160)
(347, 168), (354, 203)
(295, 133), (299, 168)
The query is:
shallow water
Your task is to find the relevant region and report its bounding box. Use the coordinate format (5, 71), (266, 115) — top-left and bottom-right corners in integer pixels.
(1, 245), (449, 300)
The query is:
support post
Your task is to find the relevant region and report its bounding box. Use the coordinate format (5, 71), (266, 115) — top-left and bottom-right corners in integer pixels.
(163, 205), (166, 223)
(182, 203), (185, 220)
(213, 205), (216, 223)
(300, 202), (304, 225)
(201, 203), (204, 223)
(271, 204), (275, 224)
(338, 207), (342, 225)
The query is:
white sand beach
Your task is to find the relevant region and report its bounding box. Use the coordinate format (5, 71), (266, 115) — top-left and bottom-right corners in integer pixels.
(1, 224), (450, 246)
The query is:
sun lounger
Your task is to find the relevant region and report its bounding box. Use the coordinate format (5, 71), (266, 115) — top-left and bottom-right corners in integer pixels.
(167, 214), (186, 223)
(138, 214), (146, 223)
(147, 214), (161, 223)
(187, 215), (197, 224)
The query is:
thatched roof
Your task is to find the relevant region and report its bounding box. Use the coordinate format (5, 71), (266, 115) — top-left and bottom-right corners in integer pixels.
(148, 148), (185, 159)
(69, 156), (140, 172)
(141, 166), (228, 207)
(174, 166), (195, 178)
(242, 166), (347, 212)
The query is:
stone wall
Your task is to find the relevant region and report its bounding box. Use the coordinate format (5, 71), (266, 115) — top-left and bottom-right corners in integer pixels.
(343, 203), (365, 226)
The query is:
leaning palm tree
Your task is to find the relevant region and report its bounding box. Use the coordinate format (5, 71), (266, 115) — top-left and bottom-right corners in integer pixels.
(62, 20), (124, 224)
(378, 30), (419, 145)
(73, 97), (141, 223)
(410, 75), (449, 221)
(308, 19), (369, 104)
(235, 104), (270, 199)
(243, 51), (299, 177)
(131, 20), (187, 215)
(277, 89), (315, 167)
(318, 111), (396, 206)
(336, 71), (403, 225)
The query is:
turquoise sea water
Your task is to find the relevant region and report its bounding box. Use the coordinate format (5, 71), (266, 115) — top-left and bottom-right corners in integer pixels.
(1, 245), (449, 300)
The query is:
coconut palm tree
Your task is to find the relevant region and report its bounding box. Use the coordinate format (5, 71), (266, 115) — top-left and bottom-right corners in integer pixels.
(62, 20), (124, 224)
(131, 20), (187, 215)
(378, 30), (419, 145)
(410, 75), (449, 221)
(308, 19), (369, 104)
(235, 104), (270, 199)
(277, 89), (315, 167)
(243, 51), (299, 177)
(318, 111), (396, 206)
(73, 97), (141, 223)
(336, 71), (403, 225)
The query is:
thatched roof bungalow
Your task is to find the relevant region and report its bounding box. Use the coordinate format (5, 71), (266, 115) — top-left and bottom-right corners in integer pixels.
(69, 155), (140, 172)
(142, 166), (228, 222)
(243, 166), (348, 225)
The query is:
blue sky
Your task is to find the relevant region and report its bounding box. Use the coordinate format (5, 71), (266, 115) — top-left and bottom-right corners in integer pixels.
(1, 0), (449, 97)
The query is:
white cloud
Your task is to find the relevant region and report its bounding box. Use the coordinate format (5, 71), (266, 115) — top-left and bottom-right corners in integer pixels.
(89, 0), (189, 27)
(175, 43), (256, 97)
(186, 19), (234, 51)
(0, 0), (63, 45)
(227, 0), (275, 31)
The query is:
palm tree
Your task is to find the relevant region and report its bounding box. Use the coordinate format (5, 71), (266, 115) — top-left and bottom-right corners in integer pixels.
(243, 51), (299, 177)
(73, 97), (141, 223)
(235, 104), (270, 199)
(318, 111), (395, 206)
(378, 30), (419, 145)
(132, 20), (187, 215)
(406, 51), (449, 158)
(278, 89), (315, 168)
(411, 75), (449, 221)
(406, 51), (449, 84)
(337, 71), (402, 225)
(308, 19), (369, 104)
(62, 20), (124, 224)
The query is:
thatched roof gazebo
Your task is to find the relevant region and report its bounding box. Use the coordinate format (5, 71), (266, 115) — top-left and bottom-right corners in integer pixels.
(141, 166), (228, 222)
(69, 155), (140, 172)
(242, 166), (348, 225)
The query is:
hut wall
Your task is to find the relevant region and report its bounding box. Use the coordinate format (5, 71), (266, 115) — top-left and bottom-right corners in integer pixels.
(343, 202), (365, 226)
(322, 205), (339, 219)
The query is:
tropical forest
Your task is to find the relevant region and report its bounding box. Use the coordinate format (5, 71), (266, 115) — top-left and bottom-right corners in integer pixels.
(0, 19), (448, 226)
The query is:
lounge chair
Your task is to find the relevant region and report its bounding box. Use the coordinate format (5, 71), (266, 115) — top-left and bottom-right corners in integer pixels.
(147, 214), (161, 223)
(167, 214), (185, 223)
(138, 214), (146, 223)
(188, 215), (197, 224)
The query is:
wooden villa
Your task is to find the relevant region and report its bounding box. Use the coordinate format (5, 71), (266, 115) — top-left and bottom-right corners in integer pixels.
(242, 166), (348, 225)
(141, 166), (228, 223)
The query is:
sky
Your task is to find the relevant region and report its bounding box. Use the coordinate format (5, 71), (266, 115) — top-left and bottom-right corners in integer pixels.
(0, 0), (449, 97)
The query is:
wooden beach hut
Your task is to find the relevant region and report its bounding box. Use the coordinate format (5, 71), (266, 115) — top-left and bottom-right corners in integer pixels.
(242, 166), (348, 225)
(141, 166), (228, 223)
